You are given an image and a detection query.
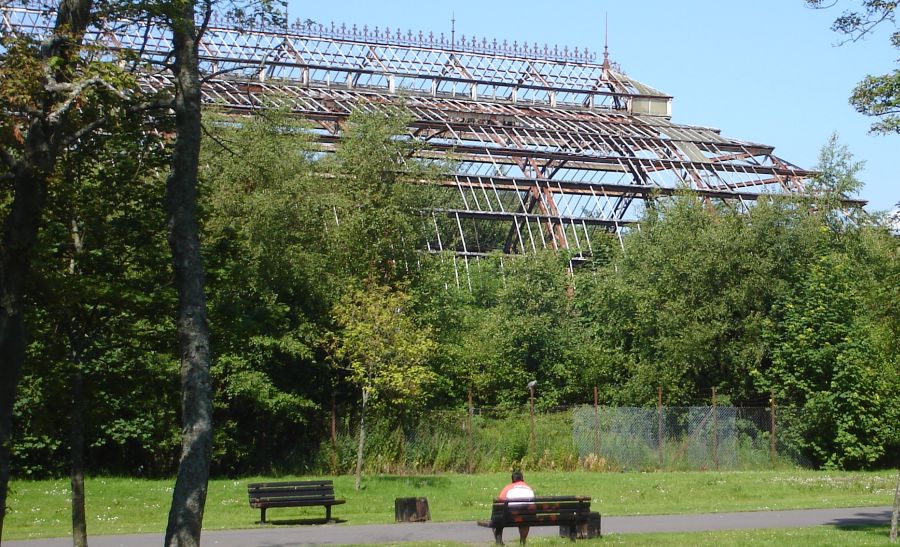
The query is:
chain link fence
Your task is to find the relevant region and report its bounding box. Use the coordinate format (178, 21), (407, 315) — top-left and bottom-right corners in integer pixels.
(571, 405), (801, 471)
(324, 403), (809, 473)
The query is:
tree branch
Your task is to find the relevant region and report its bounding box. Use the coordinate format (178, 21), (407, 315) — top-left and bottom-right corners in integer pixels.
(200, 121), (238, 156)
(46, 76), (131, 124)
(59, 96), (173, 148)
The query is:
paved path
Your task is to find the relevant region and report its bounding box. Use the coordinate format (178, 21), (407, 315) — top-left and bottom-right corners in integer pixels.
(4, 506), (892, 546)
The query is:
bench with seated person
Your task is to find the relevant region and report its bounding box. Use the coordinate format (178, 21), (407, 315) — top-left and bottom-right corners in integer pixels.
(479, 495), (594, 544)
(477, 471), (595, 544)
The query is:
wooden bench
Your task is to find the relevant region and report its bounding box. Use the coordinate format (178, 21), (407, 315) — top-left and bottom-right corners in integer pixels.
(247, 480), (345, 524)
(478, 496), (594, 544)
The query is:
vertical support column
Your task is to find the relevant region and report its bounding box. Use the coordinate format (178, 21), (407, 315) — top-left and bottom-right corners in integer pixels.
(770, 394), (777, 467)
(593, 386), (601, 458)
(657, 386), (664, 469)
(712, 387), (718, 470)
(330, 392), (338, 473)
(529, 385), (536, 454)
(467, 388), (474, 474)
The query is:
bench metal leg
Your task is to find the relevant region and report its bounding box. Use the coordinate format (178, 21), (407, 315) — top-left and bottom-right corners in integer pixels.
(260, 507), (267, 524)
(492, 526), (503, 545)
(518, 525), (530, 544)
(325, 505), (332, 521)
(565, 524), (576, 542)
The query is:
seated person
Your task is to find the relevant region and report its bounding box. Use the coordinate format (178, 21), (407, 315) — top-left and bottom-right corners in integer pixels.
(499, 471), (534, 501)
(498, 471), (535, 543)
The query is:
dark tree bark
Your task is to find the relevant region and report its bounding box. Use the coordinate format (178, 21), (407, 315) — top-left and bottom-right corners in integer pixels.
(0, 0), (93, 537)
(67, 220), (88, 547)
(162, 3), (213, 546)
(70, 362), (87, 547)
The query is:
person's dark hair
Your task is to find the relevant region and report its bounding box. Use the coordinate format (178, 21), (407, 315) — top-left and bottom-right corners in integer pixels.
(511, 471), (524, 483)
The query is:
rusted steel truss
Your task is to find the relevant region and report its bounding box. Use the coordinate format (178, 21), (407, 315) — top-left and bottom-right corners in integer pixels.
(3, 3), (862, 269)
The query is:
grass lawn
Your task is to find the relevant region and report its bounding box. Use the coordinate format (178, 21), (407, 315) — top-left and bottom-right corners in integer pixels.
(3, 470), (896, 540)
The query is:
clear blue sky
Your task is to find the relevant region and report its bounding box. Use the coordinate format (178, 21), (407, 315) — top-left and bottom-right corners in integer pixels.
(287, 0), (898, 212)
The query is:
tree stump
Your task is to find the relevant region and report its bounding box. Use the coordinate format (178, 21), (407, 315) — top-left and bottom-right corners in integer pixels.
(394, 497), (430, 522)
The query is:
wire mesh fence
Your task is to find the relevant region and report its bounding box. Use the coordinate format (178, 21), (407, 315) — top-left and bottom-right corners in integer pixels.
(324, 402), (810, 474)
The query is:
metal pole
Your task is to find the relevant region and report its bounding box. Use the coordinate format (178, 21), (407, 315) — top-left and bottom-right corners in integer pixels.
(770, 394), (777, 467)
(467, 387), (474, 474)
(712, 387), (718, 470)
(331, 392), (338, 473)
(529, 386), (536, 454)
(593, 386), (601, 458)
(657, 386), (664, 469)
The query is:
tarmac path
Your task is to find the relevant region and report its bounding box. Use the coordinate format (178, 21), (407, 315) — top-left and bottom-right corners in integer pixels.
(3, 506), (892, 546)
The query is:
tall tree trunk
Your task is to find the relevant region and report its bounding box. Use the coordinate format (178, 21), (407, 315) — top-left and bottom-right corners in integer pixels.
(162, 3), (213, 546)
(68, 219), (88, 547)
(0, 0), (92, 536)
(354, 390), (368, 491)
(70, 362), (87, 547)
(0, 161), (40, 541)
(890, 468), (899, 543)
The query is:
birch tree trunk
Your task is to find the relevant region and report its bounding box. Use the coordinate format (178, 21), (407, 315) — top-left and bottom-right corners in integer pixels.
(162, 3), (213, 546)
(890, 468), (899, 543)
(355, 390), (368, 491)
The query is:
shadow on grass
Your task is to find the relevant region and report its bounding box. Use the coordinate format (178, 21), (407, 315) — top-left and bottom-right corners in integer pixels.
(830, 522), (891, 541)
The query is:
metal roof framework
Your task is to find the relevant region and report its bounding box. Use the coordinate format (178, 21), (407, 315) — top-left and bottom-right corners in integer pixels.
(3, 3), (852, 275)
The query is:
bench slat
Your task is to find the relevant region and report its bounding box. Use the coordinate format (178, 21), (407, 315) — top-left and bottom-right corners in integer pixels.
(250, 499), (346, 508)
(492, 502), (589, 512)
(249, 484), (334, 490)
(248, 480), (333, 488)
(248, 487), (335, 496)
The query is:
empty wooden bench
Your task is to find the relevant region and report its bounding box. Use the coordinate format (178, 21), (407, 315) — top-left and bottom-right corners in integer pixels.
(247, 480), (345, 523)
(478, 496), (594, 544)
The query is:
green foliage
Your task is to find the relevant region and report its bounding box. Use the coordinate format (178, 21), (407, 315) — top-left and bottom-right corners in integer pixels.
(851, 69), (900, 134)
(763, 250), (899, 469)
(807, 1), (900, 134)
(201, 110), (325, 474)
(323, 106), (437, 286)
(573, 196), (820, 405)
(809, 133), (865, 205)
(15, 102), (180, 477)
(11, 98), (899, 478)
(331, 283), (435, 412)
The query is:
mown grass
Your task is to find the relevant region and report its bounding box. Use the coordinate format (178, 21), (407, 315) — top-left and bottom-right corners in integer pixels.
(3, 470), (896, 540)
(344, 524), (894, 546)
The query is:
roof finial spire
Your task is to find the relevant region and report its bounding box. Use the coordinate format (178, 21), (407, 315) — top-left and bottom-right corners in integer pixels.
(451, 12), (456, 50)
(603, 12), (610, 69)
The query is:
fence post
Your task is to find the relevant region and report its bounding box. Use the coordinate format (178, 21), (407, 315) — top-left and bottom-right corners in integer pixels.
(657, 386), (664, 469)
(712, 387), (718, 470)
(529, 385), (536, 454)
(467, 388), (474, 474)
(331, 392), (338, 473)
(769, 394), (777, 467)
(593, 386), (601, 458)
